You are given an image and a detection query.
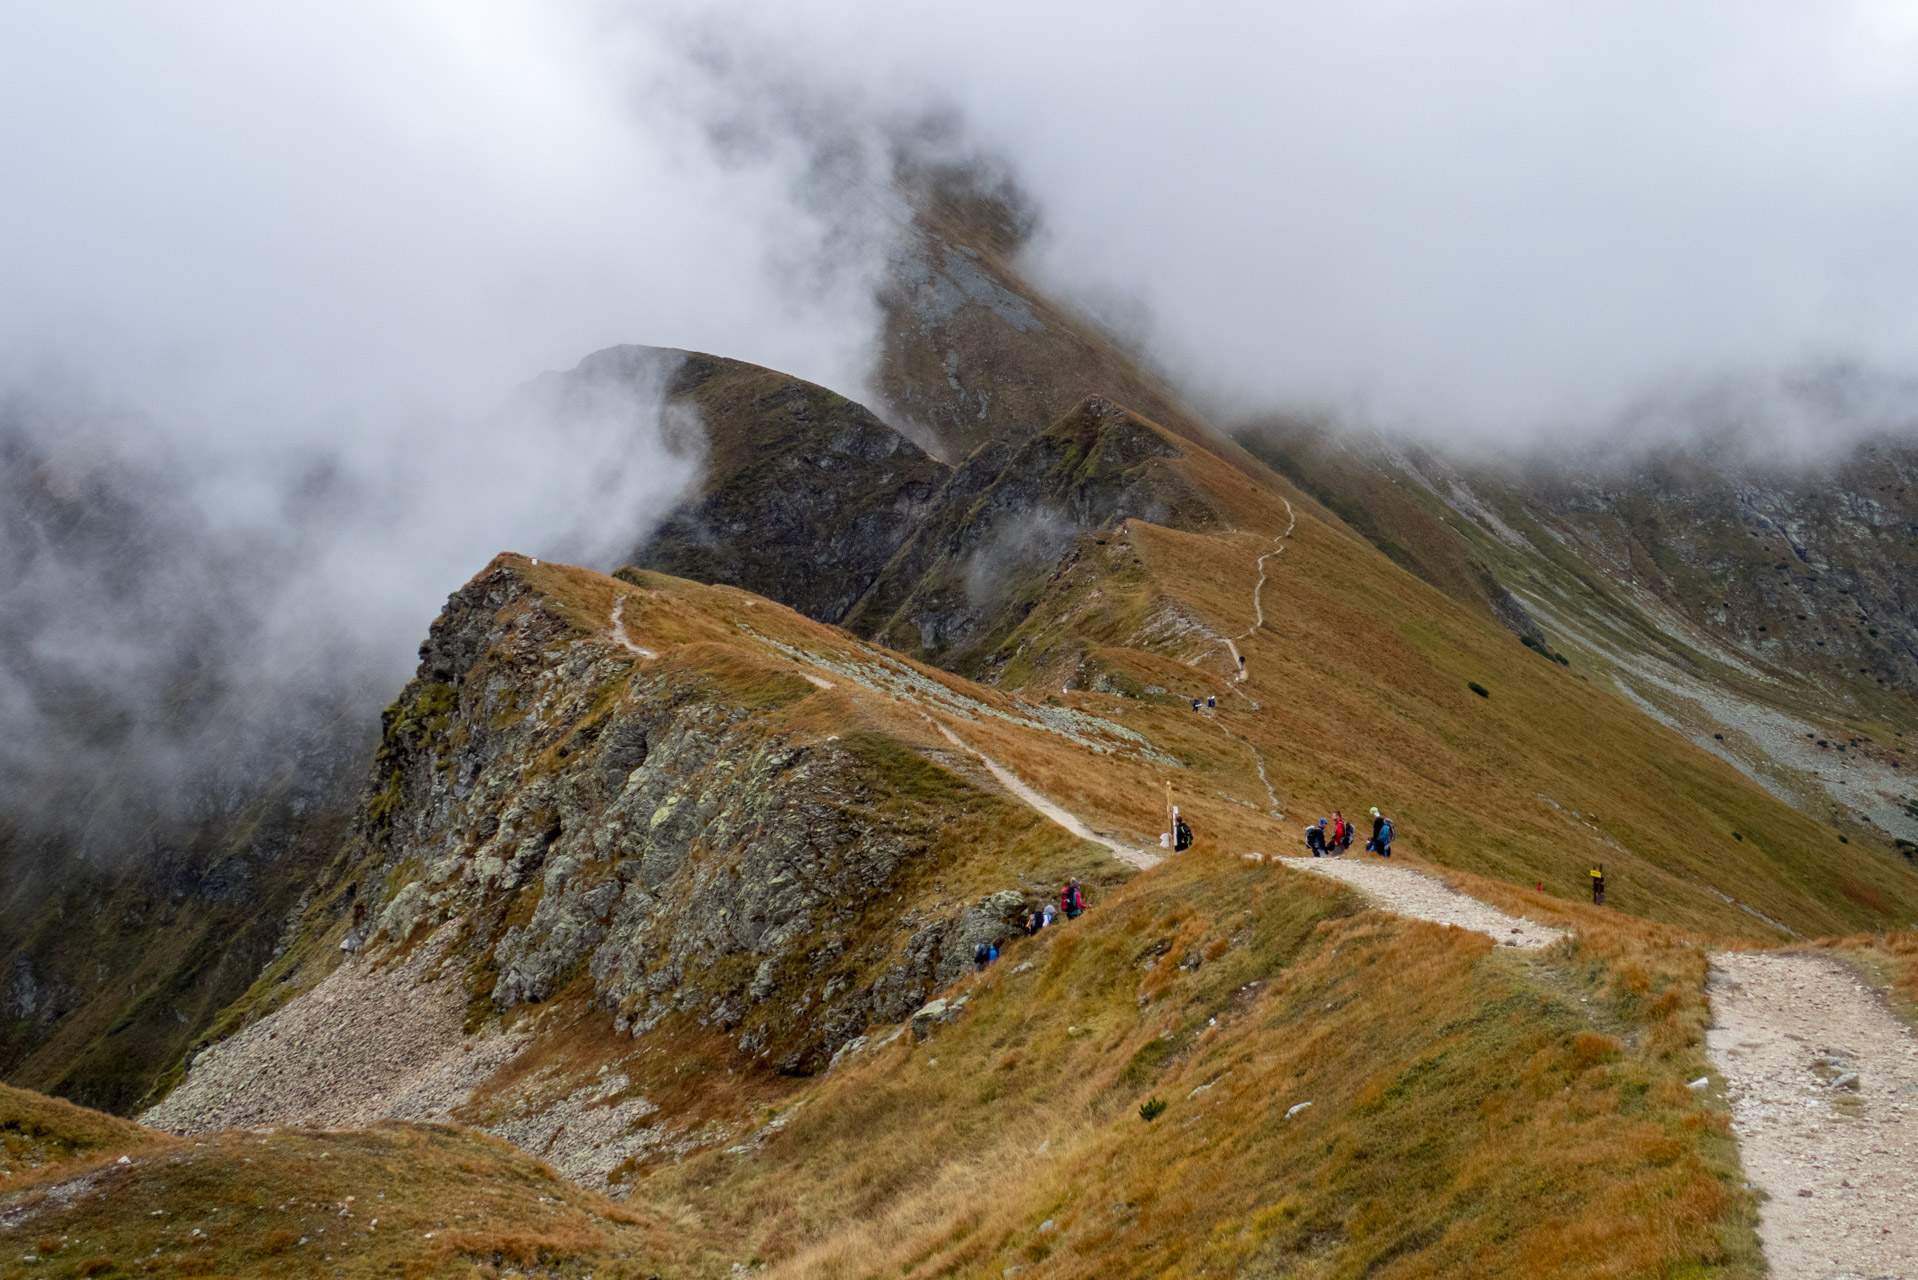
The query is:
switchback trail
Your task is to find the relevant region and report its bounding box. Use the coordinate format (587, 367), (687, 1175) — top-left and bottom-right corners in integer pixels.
(1198, 499), (1296, 815)
(930, 720), (1160, 870)
(1217, 498), (1297, 685)
(1280, 856), (1564, 949)
(1706, 951), (1918, 1279)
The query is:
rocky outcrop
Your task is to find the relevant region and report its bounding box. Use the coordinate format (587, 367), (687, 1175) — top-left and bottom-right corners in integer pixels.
(300, 559), (1101, 1080)
(560, 346), (951, 626)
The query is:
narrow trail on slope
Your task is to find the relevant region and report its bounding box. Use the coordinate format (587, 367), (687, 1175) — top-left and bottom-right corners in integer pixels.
(930, 720), (1161, 870)
(1199, 497), (1296, 812)
(608, 595), (658, 659)
(1706, 951), (1918, 1279)
(1280, 856), (1565, 949)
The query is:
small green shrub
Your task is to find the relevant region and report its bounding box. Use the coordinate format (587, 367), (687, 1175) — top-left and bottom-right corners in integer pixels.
(1139, 1097), (1167, 1122)
(1468, 682), (1490, 699)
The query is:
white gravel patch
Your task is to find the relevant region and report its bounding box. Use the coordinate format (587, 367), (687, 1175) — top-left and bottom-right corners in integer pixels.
(1278, 857), (1565, 949)
(1707, 951), (1918, 1280)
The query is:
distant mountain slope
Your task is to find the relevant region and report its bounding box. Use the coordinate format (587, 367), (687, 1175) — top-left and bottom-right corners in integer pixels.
(875, 169), (1271, 481)
(1238, 420), (1918, 846)
(0, 428), (362, 1113)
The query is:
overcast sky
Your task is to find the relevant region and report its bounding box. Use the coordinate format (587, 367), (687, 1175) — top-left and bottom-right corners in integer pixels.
(704, 0), (1918, 445)
(6, 1), (1918, 452)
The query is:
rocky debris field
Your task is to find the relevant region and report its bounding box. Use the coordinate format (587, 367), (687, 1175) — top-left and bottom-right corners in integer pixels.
(141, 926), (524, 1135)
(1279, 856), (1565, 949)
(1707, 951), (1918, 1280)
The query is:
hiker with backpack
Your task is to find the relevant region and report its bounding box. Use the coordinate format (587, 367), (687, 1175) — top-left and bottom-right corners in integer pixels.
(1366, 807), (1394, 857)
(1061, 880), (1085, 919)
(1305, 819), (1328, 857)
(1332, 811), (1352, 853)
(1173, 814), (1194, 852)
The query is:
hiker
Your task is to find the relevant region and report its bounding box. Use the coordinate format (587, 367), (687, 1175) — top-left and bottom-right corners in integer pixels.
(1042, 903), (1057, 928)
(1061, 880), (1085, 919)
(1024, 908), (1044, 935)
(1331, 811), (1350, 853)
(1191, 698), (1203, 711)
(1305, 820), (1327, 857)
(1364, 809), (1394, 857)
(974, 941), (993, 970)
(1206, 695), (1217, 709)
(1174, 814), (1194, 852)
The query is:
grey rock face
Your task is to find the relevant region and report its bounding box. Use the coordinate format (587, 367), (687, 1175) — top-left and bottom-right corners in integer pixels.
(330, 561), (1052, 1076)
(552, 346), (952, 627)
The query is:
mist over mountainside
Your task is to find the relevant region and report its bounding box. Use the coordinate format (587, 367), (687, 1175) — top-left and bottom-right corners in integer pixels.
(0, 356), (699, 1109)
(8, 7), (1918, 1275)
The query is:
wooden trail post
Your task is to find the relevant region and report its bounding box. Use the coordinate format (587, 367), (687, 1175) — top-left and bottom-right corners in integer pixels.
(1590, 863), (1606, 906)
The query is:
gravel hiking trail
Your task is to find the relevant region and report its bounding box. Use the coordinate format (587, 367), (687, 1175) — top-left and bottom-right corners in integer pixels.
(608, 594), (658, 658)
(1279, 856), (1565, 949)
(1707, 951), (1918, 1279)
(929, 720), (1161, 870)
(1217, 498), (1296, 686)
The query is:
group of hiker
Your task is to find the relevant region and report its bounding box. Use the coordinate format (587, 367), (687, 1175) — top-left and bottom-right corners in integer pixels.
(1305, 807), (1394, 858)
(976, 879), (1086, 969)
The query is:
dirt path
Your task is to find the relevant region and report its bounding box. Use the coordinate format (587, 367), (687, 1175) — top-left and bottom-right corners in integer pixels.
(1235, 498), (1296, 641)
(930, 721), (1161, 869)
(1197, 500), (1296, 813)
(1706, 951), (1918, 1279)
(608, 595), (658, 658)
(1279, 856), (1564, 949)
(1216, 498), (1297, 685)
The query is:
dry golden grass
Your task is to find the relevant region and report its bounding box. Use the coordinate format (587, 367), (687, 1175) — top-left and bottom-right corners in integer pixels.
(626, 850), (1760, 1279)
(0, 1093), (689, 1278)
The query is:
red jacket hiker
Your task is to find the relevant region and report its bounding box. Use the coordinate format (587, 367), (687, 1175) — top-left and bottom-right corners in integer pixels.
(1061, 881), (1084, 918)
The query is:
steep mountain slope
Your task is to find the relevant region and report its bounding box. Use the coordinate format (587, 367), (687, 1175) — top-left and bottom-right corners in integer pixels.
(610, 346), (950, 624)
(610, 331), (1918, 936)
(0, 428), (364, 1113)
(143, 556), (1157, 1171)
(1238, 421), (1918, 847)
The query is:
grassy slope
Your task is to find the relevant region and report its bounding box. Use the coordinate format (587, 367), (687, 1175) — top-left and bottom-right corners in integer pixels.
(0, 859), (1766, 1280)
(633, 850), (1757, 1279)
(1235, 424), (1918, 842)
(950, 412), (1918, 938)
(0, 1083), (684, 1278)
